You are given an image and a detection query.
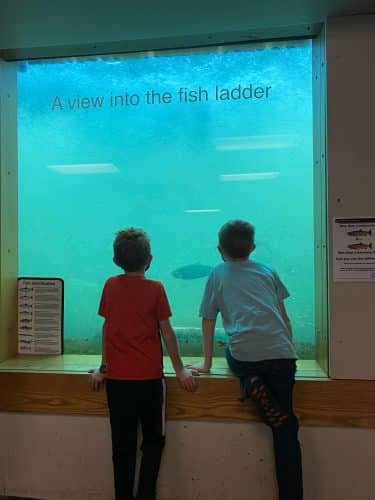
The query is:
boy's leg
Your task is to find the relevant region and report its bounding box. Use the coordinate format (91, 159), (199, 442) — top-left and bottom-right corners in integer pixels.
(241, 375), (289, 428)
(240, 360), (302, 500)
(227, 350), (302, 499)
(262, 360), (303, 500)
(106, 379), (138, 500)
(136, 378), (166, 500)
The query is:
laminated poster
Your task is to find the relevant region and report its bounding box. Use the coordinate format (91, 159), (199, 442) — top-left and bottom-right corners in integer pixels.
(17, 278), (64, 354)
(333, 217), (375, 282)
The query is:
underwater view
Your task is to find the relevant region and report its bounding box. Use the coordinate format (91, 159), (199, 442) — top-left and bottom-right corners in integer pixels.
(18, 40), (315, 358)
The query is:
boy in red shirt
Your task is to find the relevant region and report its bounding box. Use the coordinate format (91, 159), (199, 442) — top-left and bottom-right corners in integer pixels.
(90, 228), (197, 500)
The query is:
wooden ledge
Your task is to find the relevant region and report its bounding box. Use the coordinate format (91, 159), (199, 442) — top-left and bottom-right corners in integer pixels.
(0, 356), (374, 428)
(0, 373), (374, 428)
(0, 354), (326, 377)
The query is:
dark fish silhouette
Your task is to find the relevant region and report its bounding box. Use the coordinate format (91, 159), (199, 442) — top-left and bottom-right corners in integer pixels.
(347, 229), (372, 237)
(172, 264), (213, 280)
(348, 242), (372, 250)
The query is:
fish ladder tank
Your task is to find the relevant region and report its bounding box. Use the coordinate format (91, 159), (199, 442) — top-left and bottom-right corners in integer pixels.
(18, 39), (317, 359)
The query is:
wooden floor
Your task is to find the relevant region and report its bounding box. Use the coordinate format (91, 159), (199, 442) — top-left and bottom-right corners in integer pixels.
(0, 354), (327, 379)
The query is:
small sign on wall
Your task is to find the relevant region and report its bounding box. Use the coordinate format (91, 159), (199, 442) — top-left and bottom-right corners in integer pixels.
(333, 217), (375, 282)
(17, 278), (64, 354)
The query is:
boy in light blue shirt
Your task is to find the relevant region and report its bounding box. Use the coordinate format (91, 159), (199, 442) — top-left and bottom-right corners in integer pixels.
(192, 220), (303, 500)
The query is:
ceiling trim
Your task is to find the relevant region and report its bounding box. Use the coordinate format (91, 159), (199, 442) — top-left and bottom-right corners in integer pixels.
(0, 23), (322, 61)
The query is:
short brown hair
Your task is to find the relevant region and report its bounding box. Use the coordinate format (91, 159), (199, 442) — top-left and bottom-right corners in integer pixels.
(218, 220), (255, 258)
(113, 228), (151, 272)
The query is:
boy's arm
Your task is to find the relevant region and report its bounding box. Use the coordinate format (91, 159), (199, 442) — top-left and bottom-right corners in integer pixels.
(185, 318), (216, 373)
(101, 320), (107, 367)
(159, 318), (198, 392)
(201, 318), (216, 372)
(88, 320), (107, 391)
(279, 301), (292, 337)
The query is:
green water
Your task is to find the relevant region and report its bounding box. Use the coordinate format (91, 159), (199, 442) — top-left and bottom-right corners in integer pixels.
(18, 40), (315, 358)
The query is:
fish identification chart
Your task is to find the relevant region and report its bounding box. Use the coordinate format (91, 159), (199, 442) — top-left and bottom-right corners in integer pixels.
(18, 278), (64, 354)
(333, 217), (375, 281)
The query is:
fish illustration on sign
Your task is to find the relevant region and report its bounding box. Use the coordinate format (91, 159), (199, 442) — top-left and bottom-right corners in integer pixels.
(347, 229), (372, 237)
(347, 243), (372, 250)
(172, 264), (213, 280)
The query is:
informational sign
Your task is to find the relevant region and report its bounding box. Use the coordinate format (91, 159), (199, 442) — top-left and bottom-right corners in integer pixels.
(333, 217), (375, 282)
(17, 278), (64, 354)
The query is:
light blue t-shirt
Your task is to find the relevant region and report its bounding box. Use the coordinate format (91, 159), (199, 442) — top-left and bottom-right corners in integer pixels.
(199, 260), (297, 362)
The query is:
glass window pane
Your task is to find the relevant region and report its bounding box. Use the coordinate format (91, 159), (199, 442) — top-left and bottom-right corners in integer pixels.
(18, 40), (315, 359)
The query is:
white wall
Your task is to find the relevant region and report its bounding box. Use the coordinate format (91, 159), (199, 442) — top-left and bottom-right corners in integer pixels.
(1, 413), (375, 500)
(327, 15), (375, 379)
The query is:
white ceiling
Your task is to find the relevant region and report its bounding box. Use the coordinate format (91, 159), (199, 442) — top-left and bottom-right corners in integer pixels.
(0, 0), (374, 57)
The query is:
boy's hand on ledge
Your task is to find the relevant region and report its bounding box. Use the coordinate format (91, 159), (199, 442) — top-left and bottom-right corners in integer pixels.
(176, 367), (199, 392)
(185, 361), (211, 374)
(88, 368), (106, 391)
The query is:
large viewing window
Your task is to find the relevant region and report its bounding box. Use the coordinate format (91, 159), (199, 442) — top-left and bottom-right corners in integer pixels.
(14, 38), (324, 366)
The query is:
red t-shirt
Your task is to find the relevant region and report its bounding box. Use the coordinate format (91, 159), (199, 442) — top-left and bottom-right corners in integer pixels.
(98, 274), (172, 380)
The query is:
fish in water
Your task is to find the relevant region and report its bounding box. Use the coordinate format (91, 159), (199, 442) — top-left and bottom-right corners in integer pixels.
(347, 229), (372, 237)
(172, 263), (213, 280)
(347, 242), (372, 250)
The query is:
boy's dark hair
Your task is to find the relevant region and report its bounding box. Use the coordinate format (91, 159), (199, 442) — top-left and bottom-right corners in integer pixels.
(218, 220), (255, 258)
(113, 228), (151, 272)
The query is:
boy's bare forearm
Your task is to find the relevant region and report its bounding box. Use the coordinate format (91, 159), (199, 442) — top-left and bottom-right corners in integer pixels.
(202, 318), (216, 370)
(159, 321), (184, 373)
(101, 321), (107, 366)
(160, 319), (198, 392)
(88, 320), (107, 391)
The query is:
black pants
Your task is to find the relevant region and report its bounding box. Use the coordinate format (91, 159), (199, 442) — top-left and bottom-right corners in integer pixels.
(226, 351), (303, 500)
(106, 378), (166, 500)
